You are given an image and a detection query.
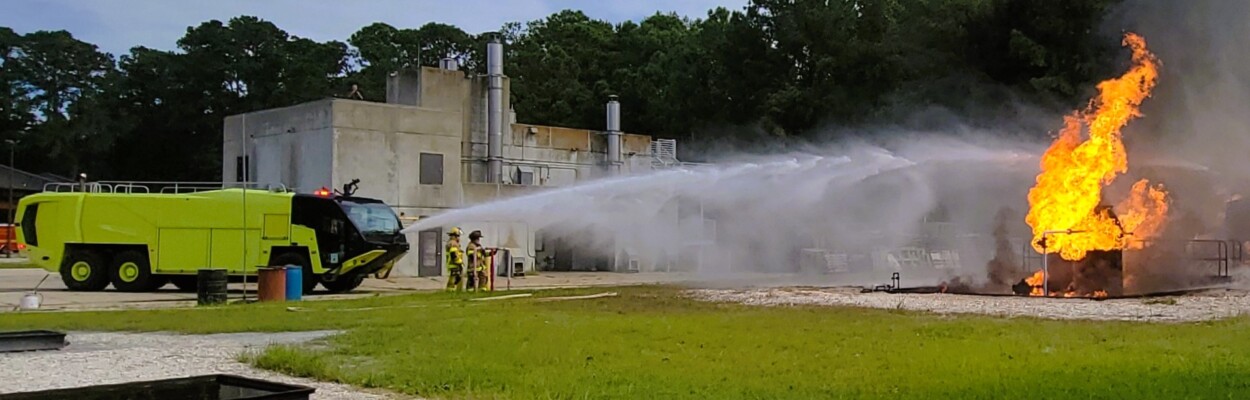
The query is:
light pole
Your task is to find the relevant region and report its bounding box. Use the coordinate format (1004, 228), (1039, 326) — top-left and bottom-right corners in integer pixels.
(5, 139), (16, 259)
(1040, 229), (1086, 296)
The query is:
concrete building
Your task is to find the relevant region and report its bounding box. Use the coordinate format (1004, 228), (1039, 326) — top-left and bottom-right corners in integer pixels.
(222, 45), (680, 277)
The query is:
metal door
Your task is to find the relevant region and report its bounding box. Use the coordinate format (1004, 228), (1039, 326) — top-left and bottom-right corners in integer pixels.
(418, 228), (442, 277)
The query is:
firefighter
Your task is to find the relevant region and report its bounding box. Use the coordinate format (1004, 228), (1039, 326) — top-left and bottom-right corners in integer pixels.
(445, 227), (465, 291)
(466, 230), (497, 291)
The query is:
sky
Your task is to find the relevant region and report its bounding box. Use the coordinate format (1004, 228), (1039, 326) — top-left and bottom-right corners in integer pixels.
(2, 0), (742, 56)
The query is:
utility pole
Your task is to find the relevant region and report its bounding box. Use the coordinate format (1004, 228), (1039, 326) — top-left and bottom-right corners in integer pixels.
(5, 139), (15, 259)
(241, 115), (249, 302)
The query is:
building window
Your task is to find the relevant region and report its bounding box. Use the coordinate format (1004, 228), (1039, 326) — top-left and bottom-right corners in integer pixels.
(235, 156), (250, 182)
(420, 153), (443, 185)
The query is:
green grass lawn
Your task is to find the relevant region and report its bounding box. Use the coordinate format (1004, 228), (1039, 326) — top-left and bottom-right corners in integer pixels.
(0, 260), (36, 269)
(3, 286), (1249, 399)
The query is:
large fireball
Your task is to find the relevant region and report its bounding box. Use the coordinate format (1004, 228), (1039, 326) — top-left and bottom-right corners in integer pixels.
(1025, 32), (1169, 262)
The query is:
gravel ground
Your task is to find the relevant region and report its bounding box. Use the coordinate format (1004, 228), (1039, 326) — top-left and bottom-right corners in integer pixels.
(0, 331), (406, 399)
(690, 287), (1250, 322)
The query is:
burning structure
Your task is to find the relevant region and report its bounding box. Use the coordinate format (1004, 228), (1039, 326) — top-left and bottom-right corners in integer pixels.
(1016, 33), (1166, 298)
(933, 33), (1238, 299)
(1017, 33), (1167, 298)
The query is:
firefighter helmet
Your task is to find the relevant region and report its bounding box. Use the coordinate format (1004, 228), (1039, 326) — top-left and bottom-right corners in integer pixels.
(448, 227), (462, 237)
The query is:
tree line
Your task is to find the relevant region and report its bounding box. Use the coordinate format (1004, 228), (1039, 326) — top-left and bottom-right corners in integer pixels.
(1, 0), (1121, 180)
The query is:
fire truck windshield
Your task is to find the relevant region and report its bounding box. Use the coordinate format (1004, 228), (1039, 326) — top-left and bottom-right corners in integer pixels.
(341, 200), (401, 238)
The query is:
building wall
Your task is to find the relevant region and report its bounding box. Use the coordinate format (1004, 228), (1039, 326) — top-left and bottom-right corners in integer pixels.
(224, 66), (664, 278)
(223, 100), (335, 192)
(329, 100), (464, 207)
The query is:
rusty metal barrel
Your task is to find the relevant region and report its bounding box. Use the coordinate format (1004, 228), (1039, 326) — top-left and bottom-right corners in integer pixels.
(257, 267), (287, 302)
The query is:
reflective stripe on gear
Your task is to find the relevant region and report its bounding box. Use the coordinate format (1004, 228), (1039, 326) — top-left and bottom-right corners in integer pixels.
(446, 242), (464, 268)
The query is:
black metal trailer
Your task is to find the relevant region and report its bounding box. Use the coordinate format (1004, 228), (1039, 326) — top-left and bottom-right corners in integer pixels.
(0, 330), (66, 353)
(0, 375), (315, 400)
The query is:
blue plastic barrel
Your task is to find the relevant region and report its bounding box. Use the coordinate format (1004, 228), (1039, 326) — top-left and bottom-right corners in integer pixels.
(285, 265), (303, 301)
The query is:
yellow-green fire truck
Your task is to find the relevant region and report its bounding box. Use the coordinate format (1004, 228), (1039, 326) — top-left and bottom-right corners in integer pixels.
(14, 182), (409, 293)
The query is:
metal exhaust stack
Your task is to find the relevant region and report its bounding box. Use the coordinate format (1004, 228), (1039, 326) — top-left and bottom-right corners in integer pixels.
(606, 95), (622, 175)
(486, 38), (504, 183)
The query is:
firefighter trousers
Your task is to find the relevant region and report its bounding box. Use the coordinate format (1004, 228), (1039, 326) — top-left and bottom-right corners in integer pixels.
(447, 267), (464, 291)
(468, 269), (489, 291)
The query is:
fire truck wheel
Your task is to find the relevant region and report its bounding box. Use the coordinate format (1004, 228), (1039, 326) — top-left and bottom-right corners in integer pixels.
(272, 252), (317, 294)
(60, 250), (109, 291)
(110, 250), (159, 292)
(321, 273), (364, 294)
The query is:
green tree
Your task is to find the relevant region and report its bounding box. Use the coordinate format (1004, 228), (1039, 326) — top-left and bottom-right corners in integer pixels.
(132, 16), (352, 179)
(744, 0), (911, 137)
(507, 10), (617, 130)
(684, 7), (782, 132)
(107, 46), (203, 180)
(608, 13), (703, 139)
(347, 22), (478, 102)
(964, 0), (1119, 98)
(8, 29), (114, 176)
(0, 1), (1131, 180)
(0, 27), (33, 143)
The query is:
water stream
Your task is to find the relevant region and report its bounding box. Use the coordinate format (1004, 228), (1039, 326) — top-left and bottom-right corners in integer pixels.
(404, 137), (1042, 281)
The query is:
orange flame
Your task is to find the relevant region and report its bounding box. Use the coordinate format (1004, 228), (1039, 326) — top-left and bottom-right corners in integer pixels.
(1116, 179), (1170, 250)
(1025, 32), (1167, 261)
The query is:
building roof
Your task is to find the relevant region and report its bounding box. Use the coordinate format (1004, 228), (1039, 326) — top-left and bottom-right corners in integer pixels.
(0, 164), (71, 192)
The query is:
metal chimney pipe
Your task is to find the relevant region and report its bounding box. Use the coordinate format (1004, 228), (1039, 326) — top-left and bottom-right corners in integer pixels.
(486, 39), (504, 183)
(606, 95), (622, 175)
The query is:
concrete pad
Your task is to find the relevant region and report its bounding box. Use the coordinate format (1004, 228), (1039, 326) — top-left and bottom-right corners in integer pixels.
(0, 268), (199, 311)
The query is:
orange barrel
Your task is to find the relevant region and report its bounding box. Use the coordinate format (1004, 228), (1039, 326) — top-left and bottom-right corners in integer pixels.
(257, 267), (287, 302)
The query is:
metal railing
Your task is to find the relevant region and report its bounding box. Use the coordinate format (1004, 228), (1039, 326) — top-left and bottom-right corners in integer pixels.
(1022, 242), (1044, 271)
(43, 181), (289, 194)
(43, 182), (111, 193)
(1228, 240), (1244, 266)
(1129, 239), (1230, 278)
(1022, 238), (1236, 278)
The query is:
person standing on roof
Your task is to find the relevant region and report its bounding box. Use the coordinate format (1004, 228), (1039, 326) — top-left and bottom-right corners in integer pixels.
(445, 227), (465, 291)
(466, 230), (497, 291)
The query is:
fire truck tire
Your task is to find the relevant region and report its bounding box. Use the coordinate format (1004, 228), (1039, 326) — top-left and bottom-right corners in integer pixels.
(60, 250), (109, 291)
(110, 250), (160, 292)
(321, 273), (364, 294)
(272, 252), (318, 294)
